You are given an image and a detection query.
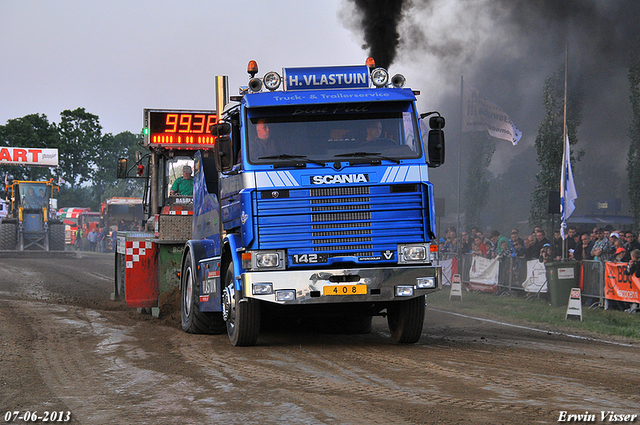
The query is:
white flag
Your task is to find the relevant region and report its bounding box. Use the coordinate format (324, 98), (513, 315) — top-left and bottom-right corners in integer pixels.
(462, 81), (522, 145)
(560, 134), (577, 237)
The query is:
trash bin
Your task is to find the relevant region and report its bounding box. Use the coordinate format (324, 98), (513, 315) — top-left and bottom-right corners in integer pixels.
(545, 261), (581, 307)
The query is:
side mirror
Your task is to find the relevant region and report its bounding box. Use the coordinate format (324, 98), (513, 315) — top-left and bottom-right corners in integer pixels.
(429, 116), (445, 130)
(211, 122), (231, 137)
(212, 122), (234, 172)
(427, 130), (445, 167)
(420, 113), (445, 168)
(117, 158), (128, 178)
(214, 136), (233, 172)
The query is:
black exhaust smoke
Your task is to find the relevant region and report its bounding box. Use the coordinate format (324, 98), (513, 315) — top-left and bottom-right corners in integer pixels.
(351, 0), (410, 69)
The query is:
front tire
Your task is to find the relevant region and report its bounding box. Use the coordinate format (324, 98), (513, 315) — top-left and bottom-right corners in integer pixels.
(181, 251), (226, 334)
(49, 222), (65, 251)
(0, 221), (17, 250)
(387, 295), (425, 344)
(222, 262), (260, 346)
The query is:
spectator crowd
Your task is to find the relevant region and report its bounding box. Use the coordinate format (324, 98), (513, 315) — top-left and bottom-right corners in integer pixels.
(439, 225), (640, 312)
(439, 225), (640, 265)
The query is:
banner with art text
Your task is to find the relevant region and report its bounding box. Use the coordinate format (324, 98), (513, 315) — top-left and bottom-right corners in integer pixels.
(0, 147), (59, 167)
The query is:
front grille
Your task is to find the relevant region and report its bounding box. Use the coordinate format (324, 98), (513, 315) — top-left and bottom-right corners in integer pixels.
(312, 229), (372, 237)
(312, 222), (370, 230)
(310, 186), (370, 197)
(313, 237), (373, 244)
(313, 244), (374, 252)
(256, 184), (427, 264)
(311, 197), (370, 204)
(311, 211), (372, 222)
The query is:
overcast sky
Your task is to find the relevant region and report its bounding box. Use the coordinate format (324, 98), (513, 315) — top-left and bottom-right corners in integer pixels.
(2, 0), (638, 178)
(0, 0), (367, 135)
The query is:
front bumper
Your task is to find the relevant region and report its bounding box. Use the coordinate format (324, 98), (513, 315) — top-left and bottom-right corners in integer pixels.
(241, 265), (441, 305)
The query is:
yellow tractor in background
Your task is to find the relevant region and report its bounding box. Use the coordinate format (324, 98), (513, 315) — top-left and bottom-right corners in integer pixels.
(0, 180), (65, 251)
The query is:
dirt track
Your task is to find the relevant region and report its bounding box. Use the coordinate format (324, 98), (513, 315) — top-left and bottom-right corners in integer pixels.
(1, 253), (639, 424)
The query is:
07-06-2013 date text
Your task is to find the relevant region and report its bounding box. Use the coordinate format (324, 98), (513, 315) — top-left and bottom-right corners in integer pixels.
(4, 411), (71, 422)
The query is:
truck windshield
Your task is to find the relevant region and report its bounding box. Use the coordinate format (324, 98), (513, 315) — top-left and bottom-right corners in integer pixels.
(245, 101), (421, 164)
(19, 183), (50, 209)
(166, 157), (195, 197)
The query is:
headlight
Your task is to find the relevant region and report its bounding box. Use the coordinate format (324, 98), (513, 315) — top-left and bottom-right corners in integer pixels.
(370, 68), (389, 87)
(244, 250), (286, 271)
(395, 285), (414, 297)
(263, 71), (282, 91)
(256, 252), (280, 267)
(398, 244), (428, 263)
(252, 282), (273, 295)
(416, 277), (436, 289)
(276, 290), (296, 302)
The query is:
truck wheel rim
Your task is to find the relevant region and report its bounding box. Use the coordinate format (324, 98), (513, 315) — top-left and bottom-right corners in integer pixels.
(184, 267), (193, 316)
(222, 286), (235, 328)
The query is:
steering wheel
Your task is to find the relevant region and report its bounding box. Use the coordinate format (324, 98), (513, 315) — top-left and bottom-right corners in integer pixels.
(362, 137), (396, 148)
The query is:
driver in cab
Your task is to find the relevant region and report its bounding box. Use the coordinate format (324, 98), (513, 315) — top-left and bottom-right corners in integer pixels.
(251, 119), (273, 160)
(24, 187), (41, 208)
(170, 165), (194, 196)
(365, 121), (383, 141)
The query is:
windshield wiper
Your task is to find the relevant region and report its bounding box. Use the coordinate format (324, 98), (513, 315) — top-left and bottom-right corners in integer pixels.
(258, 154), (325, 166)
(334, 151), (400, 164)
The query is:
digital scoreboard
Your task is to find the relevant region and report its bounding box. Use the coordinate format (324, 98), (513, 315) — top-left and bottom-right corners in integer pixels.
(143, 109), (217, 148)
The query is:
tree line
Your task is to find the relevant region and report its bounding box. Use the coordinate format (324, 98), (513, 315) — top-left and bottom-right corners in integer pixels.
(0, 108), (144, 211)
(463, 63), (640, 232)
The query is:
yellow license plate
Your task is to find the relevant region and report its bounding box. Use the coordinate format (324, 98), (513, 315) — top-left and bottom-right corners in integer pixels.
(323, 285), (367, 296)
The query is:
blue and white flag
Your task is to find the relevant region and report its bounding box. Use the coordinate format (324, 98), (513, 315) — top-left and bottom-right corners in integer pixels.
(560, 134), (577, 238)
(462, 81), (523, 145)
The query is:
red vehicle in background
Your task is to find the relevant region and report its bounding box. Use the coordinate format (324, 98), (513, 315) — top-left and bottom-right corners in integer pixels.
(79, 211), (101, 233)
(78, 211), (101, 250)
(58, 207), (90, 245)
(100, 197), (143, 232)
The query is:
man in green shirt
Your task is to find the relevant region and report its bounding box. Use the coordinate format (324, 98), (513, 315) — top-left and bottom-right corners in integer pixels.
(170, 165), (194, 196)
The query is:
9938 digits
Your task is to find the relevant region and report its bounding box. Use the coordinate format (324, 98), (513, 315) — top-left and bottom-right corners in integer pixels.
(4, 411), (71, 422)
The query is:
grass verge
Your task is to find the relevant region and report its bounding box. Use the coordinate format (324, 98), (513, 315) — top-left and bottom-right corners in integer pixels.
(426, 287), (640, 341)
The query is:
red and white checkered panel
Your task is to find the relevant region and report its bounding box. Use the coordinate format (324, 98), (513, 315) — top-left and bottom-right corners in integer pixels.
(125, 241), (154, 269)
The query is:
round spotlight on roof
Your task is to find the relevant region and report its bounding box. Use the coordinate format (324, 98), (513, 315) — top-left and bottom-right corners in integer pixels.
(370, 68), (389, 88)
(263, 71), (282, 91)
(391, 74), (406, 88)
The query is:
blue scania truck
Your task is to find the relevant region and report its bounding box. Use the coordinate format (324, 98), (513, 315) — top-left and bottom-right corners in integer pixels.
(177, 59), (446, 346)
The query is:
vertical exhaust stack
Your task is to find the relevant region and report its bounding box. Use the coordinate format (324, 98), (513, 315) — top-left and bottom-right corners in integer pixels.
(215, 76), (229, 122)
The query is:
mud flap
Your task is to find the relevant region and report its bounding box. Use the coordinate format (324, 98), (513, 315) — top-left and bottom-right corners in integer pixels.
(124, 240), (159, 308)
